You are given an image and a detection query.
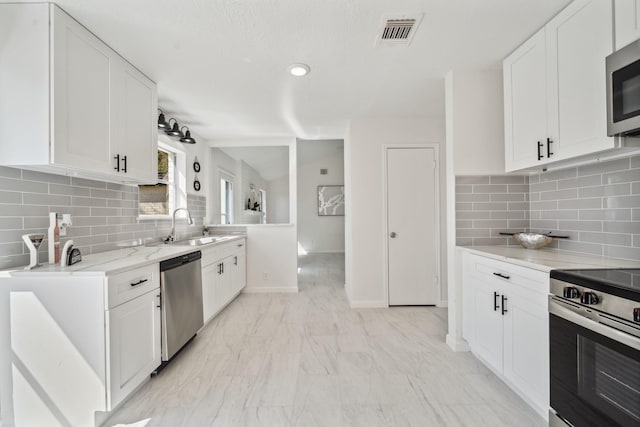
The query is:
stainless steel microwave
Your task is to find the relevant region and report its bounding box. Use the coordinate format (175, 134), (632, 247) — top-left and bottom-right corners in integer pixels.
(607, 39), (640, 136)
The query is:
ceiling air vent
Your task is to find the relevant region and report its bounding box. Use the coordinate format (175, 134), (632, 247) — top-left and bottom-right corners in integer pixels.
(376, 14), (423, 47)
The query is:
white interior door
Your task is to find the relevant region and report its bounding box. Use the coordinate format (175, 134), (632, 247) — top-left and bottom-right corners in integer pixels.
(386, 147), (439, 306)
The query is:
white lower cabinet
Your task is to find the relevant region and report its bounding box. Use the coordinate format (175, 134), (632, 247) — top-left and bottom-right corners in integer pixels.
(106, 287), (161, 409)
(0, 263), (160, 427)
(463, 252), (549, 419)
(202, 238), (246, 323)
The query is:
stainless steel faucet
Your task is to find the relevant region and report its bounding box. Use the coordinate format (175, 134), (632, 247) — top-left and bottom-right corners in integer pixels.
(165, 207), (194, 243)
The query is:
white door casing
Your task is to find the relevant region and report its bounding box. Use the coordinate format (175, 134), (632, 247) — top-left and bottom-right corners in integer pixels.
(384, 145), (440, 306)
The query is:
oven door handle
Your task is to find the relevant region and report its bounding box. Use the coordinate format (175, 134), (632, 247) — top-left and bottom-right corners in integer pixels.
(549, 297), (640, 352)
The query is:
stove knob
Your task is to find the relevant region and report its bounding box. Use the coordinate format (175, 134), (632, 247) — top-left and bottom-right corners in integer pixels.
(563, 287), (581, 299)
(580, 292), (599, 305)
(634, 308), (640, 323)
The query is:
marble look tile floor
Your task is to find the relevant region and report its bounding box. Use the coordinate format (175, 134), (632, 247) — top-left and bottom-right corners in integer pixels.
(107, 253), (545, 427)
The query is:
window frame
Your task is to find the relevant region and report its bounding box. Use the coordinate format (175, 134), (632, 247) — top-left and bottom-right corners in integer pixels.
(138, 141), (186, 220)
(219, 169), (235, 225)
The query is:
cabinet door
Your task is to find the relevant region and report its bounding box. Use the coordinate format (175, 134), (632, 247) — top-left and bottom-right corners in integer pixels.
(504, 28), (548, 172)
(233, 250), (246, 294)
(111, 58), (158, 183)
(220, 257), (234, 304)
(471, 276), (503, 373)
(502, 288), (549, 416)
(202, 262), (219, 322)
(51, 5), (113, 174)
(615, 0), (640, 50)
(546, 0), (615, 161)
(106, 289), (161, 409)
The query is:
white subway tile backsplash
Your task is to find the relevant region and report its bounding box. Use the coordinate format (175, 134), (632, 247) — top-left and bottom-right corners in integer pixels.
(457, 155), (640, 261)
(0, 167), (208, 270)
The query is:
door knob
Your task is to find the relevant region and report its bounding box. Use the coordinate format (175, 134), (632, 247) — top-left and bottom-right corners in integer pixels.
(390, 232), (397, 238)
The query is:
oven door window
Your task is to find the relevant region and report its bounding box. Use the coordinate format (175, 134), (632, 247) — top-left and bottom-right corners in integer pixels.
(578, 336), (640, 426)
(612, 58), (640, 123)
(550, 313), (640, 427)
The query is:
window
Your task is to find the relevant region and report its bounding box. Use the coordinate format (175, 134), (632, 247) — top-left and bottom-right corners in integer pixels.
(139, 148), (176, 216)
(220, 172), (234, 224)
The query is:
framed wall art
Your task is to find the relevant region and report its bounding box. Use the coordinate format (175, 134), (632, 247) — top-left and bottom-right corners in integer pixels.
(317, 185), (344, 216)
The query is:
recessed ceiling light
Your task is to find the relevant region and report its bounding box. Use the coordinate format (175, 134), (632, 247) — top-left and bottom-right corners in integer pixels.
(288, 63), (310, 77)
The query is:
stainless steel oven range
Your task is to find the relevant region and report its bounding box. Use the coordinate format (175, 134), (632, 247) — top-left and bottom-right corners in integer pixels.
(549, 269), (640, 427)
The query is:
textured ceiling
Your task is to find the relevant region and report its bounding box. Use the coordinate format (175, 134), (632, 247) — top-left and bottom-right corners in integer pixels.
(19, 0), (571, 140)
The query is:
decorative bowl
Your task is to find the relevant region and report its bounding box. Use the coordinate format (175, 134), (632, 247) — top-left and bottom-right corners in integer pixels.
(513, 233), (553, 249)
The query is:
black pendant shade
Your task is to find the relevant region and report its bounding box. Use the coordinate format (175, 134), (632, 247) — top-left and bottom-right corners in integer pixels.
(164, 119), (184, 137)
(180, 127), (196, 144)
(157, 109), (169, 129)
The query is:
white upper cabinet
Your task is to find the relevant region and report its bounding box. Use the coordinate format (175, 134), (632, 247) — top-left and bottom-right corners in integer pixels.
(504, 0), (615, 172)
(111, 59), (158, 182)
(546, 0), (614, 160)
(504, 29), (548, 171)
(51, 6), (114, 175)
(0, 3), (157, 183)
(615, 0), (640, 50)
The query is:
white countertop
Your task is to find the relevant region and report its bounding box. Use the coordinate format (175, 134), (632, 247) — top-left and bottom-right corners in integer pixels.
(1, 235), (246, 277)
(457, 245), (640, 272)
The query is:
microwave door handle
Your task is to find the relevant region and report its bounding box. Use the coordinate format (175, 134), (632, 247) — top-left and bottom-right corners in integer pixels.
(549, 297), (640, 352)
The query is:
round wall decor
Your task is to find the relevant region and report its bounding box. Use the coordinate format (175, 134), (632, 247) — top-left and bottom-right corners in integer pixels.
(193, 174), (201, 191)
(193, 157), (201, 173)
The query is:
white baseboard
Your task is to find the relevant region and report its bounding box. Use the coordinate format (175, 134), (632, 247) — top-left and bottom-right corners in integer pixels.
(349, 300), (387, 308)
(242, 286), (299, 294)
(436, 300), (448, 308)
(446, 334), (470, 352)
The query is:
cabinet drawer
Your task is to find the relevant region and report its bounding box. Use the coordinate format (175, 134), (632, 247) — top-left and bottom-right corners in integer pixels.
(200, 246), (220, 267)
(106, 263), (159, 309)
(468, 254), (549, 296)
(222, 238), (246, 258)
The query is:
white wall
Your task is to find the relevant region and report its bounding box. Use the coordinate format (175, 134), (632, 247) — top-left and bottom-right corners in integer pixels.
(297, 139), (345, 253)
(444, 69), (505, 352)
(267, 174), (290, 224)
(450, 70), (505, 175)
(209, 138), (298, 292)
(345, 117), (446, 307)
(238, 160), (268, 224)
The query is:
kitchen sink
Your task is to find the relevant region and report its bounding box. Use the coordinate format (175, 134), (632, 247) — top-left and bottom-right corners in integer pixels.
(177, 236), (218, 246)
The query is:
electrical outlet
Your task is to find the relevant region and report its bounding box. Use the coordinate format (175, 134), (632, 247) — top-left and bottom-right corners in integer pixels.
(263, 272), (269, 281)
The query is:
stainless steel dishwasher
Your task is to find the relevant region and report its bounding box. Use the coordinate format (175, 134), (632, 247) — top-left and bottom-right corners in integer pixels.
(159, 251), (203, 361)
